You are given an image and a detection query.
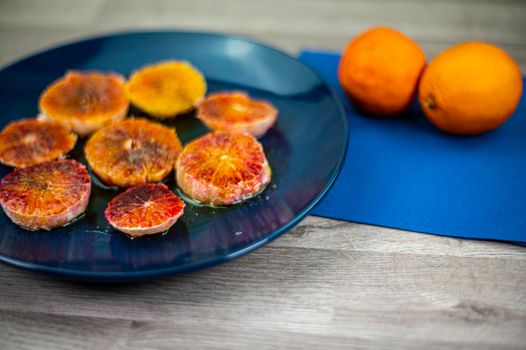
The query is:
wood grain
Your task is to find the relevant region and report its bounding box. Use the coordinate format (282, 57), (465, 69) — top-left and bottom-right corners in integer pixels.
(1, 0), (525, 69)
(0, 1), (525, 349)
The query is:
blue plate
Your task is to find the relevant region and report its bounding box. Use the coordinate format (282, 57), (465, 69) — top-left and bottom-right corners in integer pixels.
(0, 31), (348, 281)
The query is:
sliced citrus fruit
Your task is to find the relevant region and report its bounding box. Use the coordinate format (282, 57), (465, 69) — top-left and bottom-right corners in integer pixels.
(176, 131), (271, 206)
(0, 159), (91, 230)
(127, 60), (206, 118)
(105, 183), (185, 237)
(0, 118), (77, 168)
(197, 92), (278, 137)
(39, 71), (129, 136)
(85, 118), (182, 188)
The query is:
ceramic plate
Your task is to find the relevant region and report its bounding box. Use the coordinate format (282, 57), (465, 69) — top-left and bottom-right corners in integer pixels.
(0, 31), (348, 281)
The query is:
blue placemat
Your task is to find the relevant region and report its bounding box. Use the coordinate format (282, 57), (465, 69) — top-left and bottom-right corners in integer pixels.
(300, 50), (526, 244)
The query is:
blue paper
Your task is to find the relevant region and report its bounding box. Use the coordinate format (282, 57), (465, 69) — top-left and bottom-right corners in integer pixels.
(301, 50), (526, 244)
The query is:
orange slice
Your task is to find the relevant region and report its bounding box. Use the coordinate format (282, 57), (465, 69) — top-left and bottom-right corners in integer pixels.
(105, 184), (185, 237)
(85, 118), (182, 188)
(0, 159), (91, 230)
(0, 119), (77, 168)
(176, 131), (271, 206)
(39, 71), (129, 136)
(197, 92), (278, 137)
(127, 61), (206, 118)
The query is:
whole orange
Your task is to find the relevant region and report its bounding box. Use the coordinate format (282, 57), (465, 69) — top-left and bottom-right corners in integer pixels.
(419, 42), (523, 135)
(338, 27), (426, 116)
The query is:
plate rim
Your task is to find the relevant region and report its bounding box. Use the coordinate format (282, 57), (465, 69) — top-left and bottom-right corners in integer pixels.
(0, 30), (349, 281)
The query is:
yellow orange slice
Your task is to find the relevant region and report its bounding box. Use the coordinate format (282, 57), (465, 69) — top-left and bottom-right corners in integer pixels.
(127, 61), (206, 118)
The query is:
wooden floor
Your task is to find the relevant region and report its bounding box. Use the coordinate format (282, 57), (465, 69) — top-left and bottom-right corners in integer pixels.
(1, 1), (526, 349)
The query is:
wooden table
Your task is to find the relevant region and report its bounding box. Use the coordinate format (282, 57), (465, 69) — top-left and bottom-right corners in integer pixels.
(1, 1), (525, 349)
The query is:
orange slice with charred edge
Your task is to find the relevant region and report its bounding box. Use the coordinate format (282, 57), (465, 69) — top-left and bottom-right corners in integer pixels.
(39, 71), (129, 136)
(127, 61), (206, 118)
(105, 183), (185, 237)
(0, 119), (77, 168)
(85, 118), (182, 188)
(176, 131), (271, 206)
(197, 92), (278, 137)
(0, 159), (91, 230)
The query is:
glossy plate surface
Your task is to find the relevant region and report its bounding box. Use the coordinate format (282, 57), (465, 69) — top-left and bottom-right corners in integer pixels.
(0, 31), (348, 281)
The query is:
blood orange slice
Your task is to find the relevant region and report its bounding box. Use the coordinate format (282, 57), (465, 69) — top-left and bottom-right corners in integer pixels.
(176, 131), (271, 206)
(197, 92), (278, 137)
(105, 184), (185, 237)
(127, 61), (206, 118)
(85, 118), (182, 188)
(0, 159), (91, 230)
(39, 71), (129, 136)
(0, 118), (77, 168)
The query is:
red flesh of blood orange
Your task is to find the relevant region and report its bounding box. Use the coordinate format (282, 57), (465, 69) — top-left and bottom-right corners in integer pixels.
(105, 183), (185, 237)
(0, 159), (91, 230)
(39, 71), (129, 136)
(197, 92), (278, 137)
(85, 118), (182, 188)
(0, 119), (77, 168)
(176, 131), (271, 206)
